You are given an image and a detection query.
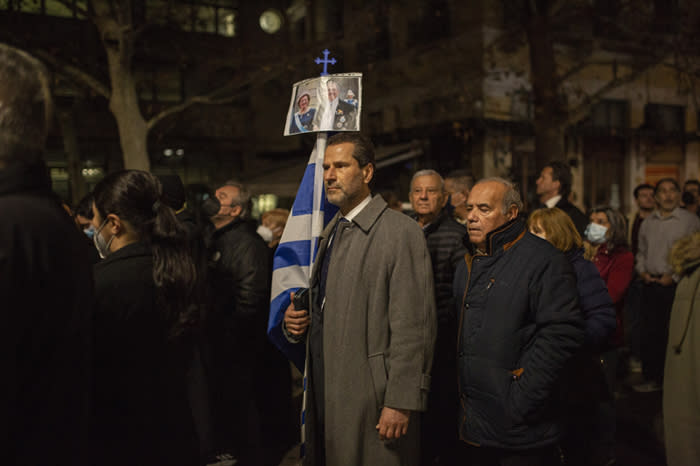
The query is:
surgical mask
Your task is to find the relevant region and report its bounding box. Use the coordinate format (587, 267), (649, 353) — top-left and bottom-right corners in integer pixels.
(93, 217), (114, 259)
(83, 224), (95, 239)
(201, 196), (222, 218)
(584, 222), (608, 244)
(256, 225), (274, 243)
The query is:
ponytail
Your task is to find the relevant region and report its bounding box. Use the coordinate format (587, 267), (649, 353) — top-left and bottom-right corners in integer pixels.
(93, 170), (199, 338)
(150, 196), (198, 337)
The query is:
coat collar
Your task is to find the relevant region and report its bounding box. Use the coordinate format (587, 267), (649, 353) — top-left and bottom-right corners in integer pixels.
(466, 217), (526, 257)
(95, 241), (152, 270)
(0, 160), (52, 197)
(322, 194), (387, 238)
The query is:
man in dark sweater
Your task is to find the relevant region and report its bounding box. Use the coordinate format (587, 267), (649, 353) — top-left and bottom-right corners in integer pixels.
(410, 169), (467, 466)
(536, 160), (587, 236)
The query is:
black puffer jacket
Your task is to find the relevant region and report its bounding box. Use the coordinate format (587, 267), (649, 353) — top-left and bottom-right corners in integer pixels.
(453, 218), (584, 449)
(207, 218), (271, 366)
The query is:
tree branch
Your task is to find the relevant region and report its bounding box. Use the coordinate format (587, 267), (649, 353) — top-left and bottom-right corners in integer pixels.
(567, 58), (663, 125)
(53, 0), (89, 18)
(32, 49), (111, 99)
(147, 66), (283, 131)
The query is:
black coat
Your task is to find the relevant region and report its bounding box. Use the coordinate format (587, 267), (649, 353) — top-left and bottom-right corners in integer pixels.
(92, 242), (198, 465)
(0, 161), (93, 465)
(207, 217), (271, 364)
(555, 197), (588, 237)
(453, 218), (585, 449)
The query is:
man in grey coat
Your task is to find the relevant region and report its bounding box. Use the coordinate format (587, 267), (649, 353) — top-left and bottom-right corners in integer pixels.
(284, 133), (437, 466)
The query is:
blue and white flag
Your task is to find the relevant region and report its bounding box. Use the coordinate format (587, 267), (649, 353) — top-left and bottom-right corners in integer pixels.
(267, 133), (337, 370)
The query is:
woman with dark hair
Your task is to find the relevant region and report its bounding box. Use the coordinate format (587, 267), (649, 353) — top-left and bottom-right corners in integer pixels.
(90, 170), (200, 465)
(528, 207), (616, 466)
(289, 92), (316, 133)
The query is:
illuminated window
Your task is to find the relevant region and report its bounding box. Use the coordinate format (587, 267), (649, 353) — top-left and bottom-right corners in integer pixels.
(219, 8), (235, 36)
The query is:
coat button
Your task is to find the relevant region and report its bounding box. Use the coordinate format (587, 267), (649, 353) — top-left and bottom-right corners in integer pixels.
(458, 351), (465, 357)
(464, 303), (470, 309)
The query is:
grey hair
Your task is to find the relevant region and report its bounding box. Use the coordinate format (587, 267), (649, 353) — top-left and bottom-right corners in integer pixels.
(474, 177), (523, 214)
(410, 169), (444, 191)
(445, 169), (474, 192)
(0, 44), (53, 166)
(222, 179), (251, 219)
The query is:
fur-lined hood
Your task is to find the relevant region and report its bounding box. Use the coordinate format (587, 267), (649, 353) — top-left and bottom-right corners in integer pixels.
(671, 231), (700, 276)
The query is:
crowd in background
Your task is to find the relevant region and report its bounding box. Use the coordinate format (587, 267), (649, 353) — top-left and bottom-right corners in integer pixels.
(4, 42), (700, 466)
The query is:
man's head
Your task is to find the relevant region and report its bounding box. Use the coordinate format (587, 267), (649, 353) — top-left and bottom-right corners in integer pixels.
(654, 178), (681, 214)
(466, 177), (522, 250)
(327, 80), (339, 103)
(211, 180), (251, 227)
(410, 169), (447, 225)
(346, 89), (355, 99)
(444, 169), (474, 200)
(536, 161), (571, 202)
(0, 44), (52, 168)
(323, 133), (375, 215)
(633, 183), (655, 211)
(683, 179), (700, 203)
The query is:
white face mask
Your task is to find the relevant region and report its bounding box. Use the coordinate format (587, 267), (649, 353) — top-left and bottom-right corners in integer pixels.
(584, 222), (608, 245)
(256, 225), (274, 243)
(93, 217), (115, 259)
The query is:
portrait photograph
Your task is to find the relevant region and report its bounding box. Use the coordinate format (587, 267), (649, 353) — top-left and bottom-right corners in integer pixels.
(284, 73), (362, 135)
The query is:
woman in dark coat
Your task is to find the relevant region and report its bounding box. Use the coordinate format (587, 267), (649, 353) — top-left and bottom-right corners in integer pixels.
(529, 207), (617, 466)
(90, 170), (200, 465)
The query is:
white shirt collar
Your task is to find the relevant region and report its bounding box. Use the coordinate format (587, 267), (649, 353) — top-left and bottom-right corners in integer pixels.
(343, 195), (372, 222)
(545, 195), (562, 209)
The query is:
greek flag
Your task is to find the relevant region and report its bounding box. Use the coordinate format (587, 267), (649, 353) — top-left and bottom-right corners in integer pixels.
(267, 133), (337, 370)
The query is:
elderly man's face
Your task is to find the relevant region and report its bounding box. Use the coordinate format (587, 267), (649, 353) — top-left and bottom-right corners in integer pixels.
(410, 174), (447, 218)
(327, 82), (338, 102)
(466, 181), (517, 250)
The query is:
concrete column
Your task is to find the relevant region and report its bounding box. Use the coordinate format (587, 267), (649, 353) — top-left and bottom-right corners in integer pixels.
(685, 141), (700, 181)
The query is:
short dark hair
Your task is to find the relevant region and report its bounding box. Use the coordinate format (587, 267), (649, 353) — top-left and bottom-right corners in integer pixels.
(327, 133), (375, 168)
(654, 178), (680, 194)
(684, 179), (700, 190)
(544, 161), (572, 198)
(633, 183), (654, 199)
(0, 44), (52, 166)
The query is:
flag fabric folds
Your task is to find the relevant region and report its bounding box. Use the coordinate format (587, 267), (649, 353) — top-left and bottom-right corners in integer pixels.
(267, 133), (337, 371)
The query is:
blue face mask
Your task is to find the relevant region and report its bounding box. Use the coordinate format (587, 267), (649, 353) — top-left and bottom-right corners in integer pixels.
(83, 225), (95, 239)
(584, 222), (608, 244)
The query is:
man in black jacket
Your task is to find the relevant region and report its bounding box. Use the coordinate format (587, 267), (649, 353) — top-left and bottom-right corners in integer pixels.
(207, 180), (290, 465)
(0, 44), (93, 465)
(536, 160), (587, 236)
(409, 169), (466, 466)
(454, 178), (584, 465)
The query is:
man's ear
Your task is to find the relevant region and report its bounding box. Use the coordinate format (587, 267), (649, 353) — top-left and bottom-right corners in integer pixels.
(362, 163), (374, 185)
(230, 204), (243, 218)
(507, 205), (519, 221)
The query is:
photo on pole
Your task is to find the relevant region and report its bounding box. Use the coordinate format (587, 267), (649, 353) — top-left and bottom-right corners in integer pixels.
(284, 72), (362, 136)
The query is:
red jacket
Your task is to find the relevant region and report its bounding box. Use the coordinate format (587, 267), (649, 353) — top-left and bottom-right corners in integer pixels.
(592, 243), (634, 346)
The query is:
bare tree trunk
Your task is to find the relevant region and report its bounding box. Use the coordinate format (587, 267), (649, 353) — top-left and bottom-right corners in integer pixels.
(92, 0), (150, 171)
(106, 49), (150, 171)
(526, 1), (566, 166)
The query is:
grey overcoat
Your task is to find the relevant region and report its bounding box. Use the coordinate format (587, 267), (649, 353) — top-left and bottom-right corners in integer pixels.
(303, 195), (437, 466)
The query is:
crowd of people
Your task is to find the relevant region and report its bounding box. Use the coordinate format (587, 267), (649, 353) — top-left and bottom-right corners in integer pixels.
(4, 44), (700, 466)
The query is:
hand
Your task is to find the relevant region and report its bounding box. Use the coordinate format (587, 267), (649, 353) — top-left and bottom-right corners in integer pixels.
(283, 292), (310, 336)
(376, 407), (410, 441)
(658, 274), (674, 286)
(641, 272), (656, 284)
